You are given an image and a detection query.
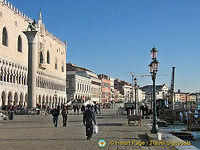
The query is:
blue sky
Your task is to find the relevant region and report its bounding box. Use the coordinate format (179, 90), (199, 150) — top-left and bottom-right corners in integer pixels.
(8, 0), (200, 92)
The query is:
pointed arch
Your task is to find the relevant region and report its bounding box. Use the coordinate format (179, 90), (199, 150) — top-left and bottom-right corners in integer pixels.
(2, 27), (8, 46)
(55, 57), (58, 70)
(39, 51), (44, 64)
(1, 91), (6, 107)
(17, 35), (22, 52)
(47, 50), (50, 64)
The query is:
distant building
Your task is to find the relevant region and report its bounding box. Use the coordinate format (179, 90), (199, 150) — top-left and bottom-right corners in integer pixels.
(174, 89), (190, 102)
(114, 79), (132, 94)
(66, 63), (91, 103)
(110, 77), (115, 103)
(87, 71), (101, 104)
(123, 84), (132, 102)
(98, 74), (111, 104)
(141, 84), (168, 102)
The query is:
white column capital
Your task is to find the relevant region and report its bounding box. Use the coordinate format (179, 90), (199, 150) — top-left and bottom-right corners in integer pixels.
(23, 31), (37, 43)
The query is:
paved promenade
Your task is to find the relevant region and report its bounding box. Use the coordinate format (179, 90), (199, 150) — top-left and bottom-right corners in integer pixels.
(0, 109), (177, 150)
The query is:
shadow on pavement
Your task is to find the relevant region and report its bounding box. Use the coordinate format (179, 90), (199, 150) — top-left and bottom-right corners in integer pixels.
(68, 120), (82, 123)
(0, 138), (87, 141)
(0, 126), (53, 129)
(138, 134), (148, 146)
(98, 123), (123, 126)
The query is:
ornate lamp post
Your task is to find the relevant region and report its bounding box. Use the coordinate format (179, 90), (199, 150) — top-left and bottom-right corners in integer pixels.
(134, 78), (137, 113)
(149, 46), (159, 134)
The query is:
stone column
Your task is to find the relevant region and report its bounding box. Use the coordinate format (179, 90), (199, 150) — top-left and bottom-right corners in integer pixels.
(23, 31), (37, 109)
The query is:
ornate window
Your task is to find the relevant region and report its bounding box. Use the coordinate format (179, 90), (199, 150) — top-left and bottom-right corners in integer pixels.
(39, 51), (44, 64)
(17, 35), (22, 52)
(2, 27), (8, 46)
(47, 50), (50, 64)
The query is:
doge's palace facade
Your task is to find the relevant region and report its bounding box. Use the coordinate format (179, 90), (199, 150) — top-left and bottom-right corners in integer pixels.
(0, 0), (66, 108)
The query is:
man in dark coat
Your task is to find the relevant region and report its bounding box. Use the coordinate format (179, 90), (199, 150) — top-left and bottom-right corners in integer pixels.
(94, 104), (98, 114)
(61, 106), (68, 127)
(83, 105), (97, 140)
(51, 106), (59, 127)
(73, 105), (76, 114)
(81, 105), (85, 113)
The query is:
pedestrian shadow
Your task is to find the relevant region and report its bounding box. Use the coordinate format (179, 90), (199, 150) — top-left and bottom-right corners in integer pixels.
(0, 126), (52, 129)
(0, 138), (87, 141)
(98, 123), (123, 127)
(138, 134), (148, 146)
(96, 117), (106, 119)
(96, 114), (110, 117)
(113, 130), (144, 133)
(68, 120), (82, 123)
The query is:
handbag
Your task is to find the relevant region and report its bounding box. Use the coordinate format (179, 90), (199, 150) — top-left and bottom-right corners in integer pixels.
(93, 125), (98, 134)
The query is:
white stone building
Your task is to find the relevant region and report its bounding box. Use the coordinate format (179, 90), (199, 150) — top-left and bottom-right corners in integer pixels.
(123, 84), (132, 102)
(66, 63), (91, 103)
(141, 84), (168, 102)
(87, 71), (101, 103)
(0, 1), (66, 108)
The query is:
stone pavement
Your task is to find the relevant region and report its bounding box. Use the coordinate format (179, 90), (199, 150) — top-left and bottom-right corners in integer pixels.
(0, 109), (177, 150)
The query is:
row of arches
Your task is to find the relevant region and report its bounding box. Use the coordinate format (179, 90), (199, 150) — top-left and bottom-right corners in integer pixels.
(0, 66), (27, 85)
(0, 91), (66, 108)
(0, 67), (66, 92)
(36, 77), (65, 91)
(37, 95), (66, 106)
(1, 91), (27, 107)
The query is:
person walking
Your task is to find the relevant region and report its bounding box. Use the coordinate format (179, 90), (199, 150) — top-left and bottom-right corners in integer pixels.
(73, 105), (76, 115)
(81, 105), (85, 113)
(94, 104), (98, 114)
(77, 105), (80, 115)
(144, 104), (148, 116)
(140, 104), (145, 118)
(98, 104), (101, 114)
(51, 106), (60, 127)
(61, 106), (68, 127)
(83, 104), (97, 140)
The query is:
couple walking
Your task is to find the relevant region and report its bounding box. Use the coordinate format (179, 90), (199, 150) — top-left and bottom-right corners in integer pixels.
(51, 106), (68, 127)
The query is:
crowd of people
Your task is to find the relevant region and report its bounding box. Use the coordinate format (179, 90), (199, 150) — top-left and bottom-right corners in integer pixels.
(139, 104), (152, 117)
(49, 103), (98, 140)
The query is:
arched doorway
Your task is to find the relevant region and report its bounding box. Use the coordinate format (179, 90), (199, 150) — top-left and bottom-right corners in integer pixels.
(49, 96), (52, 108)
(14, 92), (18, 106)
(20, 93), (23, 106)
(42, 95), (45, 108)
(1, 91), (6, 107)
(8, 92), (12, 106)
(25, 93), (28, 107)
(37, 95), (41, 109)
(46, 95), (49, 106)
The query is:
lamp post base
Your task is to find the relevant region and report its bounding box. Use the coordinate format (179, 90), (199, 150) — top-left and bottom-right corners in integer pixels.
(151, 123), (158, 134)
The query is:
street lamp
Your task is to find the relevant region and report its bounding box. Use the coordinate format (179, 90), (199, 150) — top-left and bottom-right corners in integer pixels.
(149, 46), (159, 134)
(134, 78), (137, 113)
